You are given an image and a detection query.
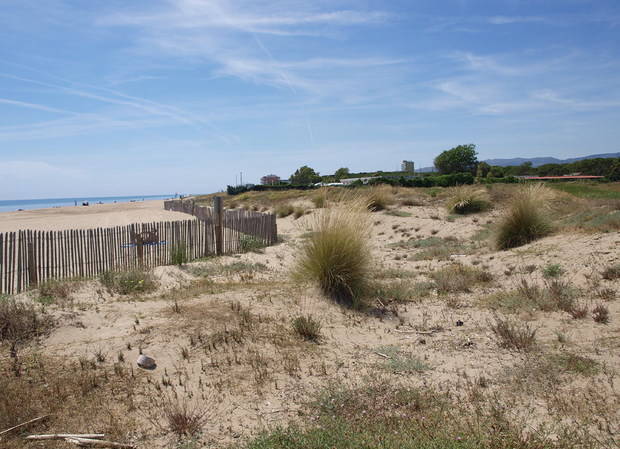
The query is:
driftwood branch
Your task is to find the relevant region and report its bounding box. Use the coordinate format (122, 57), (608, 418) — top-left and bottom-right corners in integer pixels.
(25, 434), (105, 441)
(65, 437), (136, 449)
(0, 415), (49, 437)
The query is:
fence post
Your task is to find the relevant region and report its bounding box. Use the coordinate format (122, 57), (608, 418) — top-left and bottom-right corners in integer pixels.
(27, 240), (38, 287)
(214, 196), (223, 255)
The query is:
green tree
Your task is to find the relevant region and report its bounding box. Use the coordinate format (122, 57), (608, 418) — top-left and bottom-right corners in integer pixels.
(334, 167), (350, 180)
(608, 160), (620, 181)
(476, 161), (491, 178)
(290, 166), (321, 185)
(487, 165), (505, 178)
(434, 144), (478, 175)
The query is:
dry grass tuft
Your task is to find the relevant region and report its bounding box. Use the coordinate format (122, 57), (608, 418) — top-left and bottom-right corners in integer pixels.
(37, 279), (80, 302)
(292, 315), (322, 342)
(496, 184), (553, 250)
(365, 186), (395, 212)
(163, 399), (208, 438)
(601, 264), (620, 280)
(275, 204), (295, 218)
(292, 196), (372, 307)
(431, 263), (493, 294)
(0, 297), (54, 345)
(445, 185), (491, 214)
(490, 316), (537, 351)
(592, 303), (610, 324)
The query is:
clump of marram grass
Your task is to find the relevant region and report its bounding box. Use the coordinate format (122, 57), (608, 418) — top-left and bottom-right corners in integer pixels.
(292, 315), (322, 342)
(293, 207), (306, 219)
(431, 263), (493, 294)
(445, 185), (491, 214)
(292, 196), (372, 307)
(366, 185), (395, 212)
(275, 204), (295, 218)
(496, 184), (553, 250)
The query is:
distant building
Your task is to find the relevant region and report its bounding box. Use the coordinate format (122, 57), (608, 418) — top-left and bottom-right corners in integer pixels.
(401, 160), (415, 172)
(261, 174), (281, 185)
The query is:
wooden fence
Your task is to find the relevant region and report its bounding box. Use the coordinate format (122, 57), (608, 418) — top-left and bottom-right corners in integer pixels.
(0, 219), (213, 295)
(163, 199), (278, 250)
(0, 199), (278, 295)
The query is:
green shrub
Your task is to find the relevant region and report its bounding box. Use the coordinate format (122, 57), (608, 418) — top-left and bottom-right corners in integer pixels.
(100, 270), (158, 295)
(445, 185), (491, 214)
(496, 184), (553, 249)
(293, 197), (372, 307)
(169, 243), (188, 266)
(292, 315), (322, 342)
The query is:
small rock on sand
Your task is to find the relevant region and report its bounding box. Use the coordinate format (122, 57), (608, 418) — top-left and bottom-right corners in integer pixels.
(136, 354), (156, 370)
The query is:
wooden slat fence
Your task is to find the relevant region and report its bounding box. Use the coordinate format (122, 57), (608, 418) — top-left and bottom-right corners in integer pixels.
(0, 219), (214, 295)
(164, 199), (278, 250)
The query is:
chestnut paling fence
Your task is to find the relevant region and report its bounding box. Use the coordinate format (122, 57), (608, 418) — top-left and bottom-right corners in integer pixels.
(0, 200), (277, 295)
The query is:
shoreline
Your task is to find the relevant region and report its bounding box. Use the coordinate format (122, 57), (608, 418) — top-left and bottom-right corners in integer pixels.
(0, 199), (192, 233)
(0, 194), (175, 214)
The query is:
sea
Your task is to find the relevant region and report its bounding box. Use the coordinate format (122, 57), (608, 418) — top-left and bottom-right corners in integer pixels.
(0, 194), (176, 213)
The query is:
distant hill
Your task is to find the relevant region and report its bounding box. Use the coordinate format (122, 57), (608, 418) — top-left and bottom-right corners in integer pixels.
(416, 152), (620, 172)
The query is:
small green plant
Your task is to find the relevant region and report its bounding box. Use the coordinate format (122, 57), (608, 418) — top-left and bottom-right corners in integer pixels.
(542, 263), (564, 278)
(292, 315), (322, 342)
(100, 270), (158, 295)
(496, 184), (553, 250)
(445, 185), (491, 215)
(170, 243), (188, 266)
(552, 353), (600, 376)
(490, 316), (537, 351)
(239, 234), (266, 253)
(385, 210), (412, 217)
(376, 345), (429, 374)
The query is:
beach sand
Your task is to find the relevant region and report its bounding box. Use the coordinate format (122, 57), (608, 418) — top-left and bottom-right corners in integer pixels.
(0, 200), (192, 232)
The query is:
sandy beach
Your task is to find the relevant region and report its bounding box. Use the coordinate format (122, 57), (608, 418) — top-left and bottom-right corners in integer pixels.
(0, 199), (192, 233)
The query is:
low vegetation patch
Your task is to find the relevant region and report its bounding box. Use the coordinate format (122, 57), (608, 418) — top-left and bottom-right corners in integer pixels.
(37, 278), (81, 303)
(490, 316), (537, 351)
(496, 184), (553, 249)
(100, 270), (158, 295)
(366, 186), (394, 212)
(293, 197), (372, 307)
(376, 345), (429, 373)
(0, 297), (54, 344)
(292, 315), (322, 342)
(242, 381), (582, 449)
(169, 242), (188, 266)
(431, 263), (493, 294)
(482, 276), (580, 315)
(445, 185), (491, 214)
(239, 234), (266, 253)
(602, 263), (620, 280)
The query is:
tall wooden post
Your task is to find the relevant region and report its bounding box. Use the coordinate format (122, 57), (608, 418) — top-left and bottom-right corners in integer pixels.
(27, 240), (38, 287)
(214, 196), (223, 255)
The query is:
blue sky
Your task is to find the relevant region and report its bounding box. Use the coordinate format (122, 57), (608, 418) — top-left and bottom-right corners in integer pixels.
(1, 0), (619, 199)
